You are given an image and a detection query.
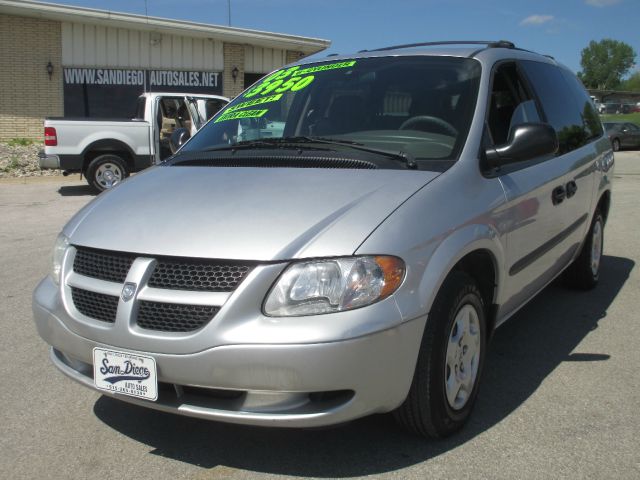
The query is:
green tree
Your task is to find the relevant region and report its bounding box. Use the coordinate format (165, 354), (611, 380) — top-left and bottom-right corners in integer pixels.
(578, 39), (636, 90)
(620, 71), (640, 92)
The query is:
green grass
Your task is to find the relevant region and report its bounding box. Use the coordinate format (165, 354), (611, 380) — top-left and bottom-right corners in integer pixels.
(6, 138), (35, 147)
(601, 112), (640, 125)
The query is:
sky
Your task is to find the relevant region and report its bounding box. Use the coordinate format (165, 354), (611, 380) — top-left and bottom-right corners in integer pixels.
(44, 0), (639, 75)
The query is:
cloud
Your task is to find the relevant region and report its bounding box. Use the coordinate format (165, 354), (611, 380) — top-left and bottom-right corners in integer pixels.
(585, 0), (621, 6)
(520, 14), (554, 26)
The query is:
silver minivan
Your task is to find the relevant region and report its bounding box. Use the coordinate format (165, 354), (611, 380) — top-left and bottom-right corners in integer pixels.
(33, 40), (613, 438)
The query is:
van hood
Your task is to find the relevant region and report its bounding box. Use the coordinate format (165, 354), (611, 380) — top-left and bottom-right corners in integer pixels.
(66, 166), (440, 261)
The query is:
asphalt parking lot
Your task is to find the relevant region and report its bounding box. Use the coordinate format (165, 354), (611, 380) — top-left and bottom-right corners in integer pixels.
(1, 153), (640, 480)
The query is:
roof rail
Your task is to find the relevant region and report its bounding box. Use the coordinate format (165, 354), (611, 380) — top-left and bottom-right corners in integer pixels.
(370, 40), (515, 52)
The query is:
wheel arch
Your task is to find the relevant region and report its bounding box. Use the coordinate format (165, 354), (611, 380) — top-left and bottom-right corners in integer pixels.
(452, 249), (499, 333)
(597, 190), (611, 224)
(411, 225), (504, 337)
(81, 139), (135, 173)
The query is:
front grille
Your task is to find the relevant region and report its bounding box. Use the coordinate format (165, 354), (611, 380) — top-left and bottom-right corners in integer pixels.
(73, 247), (135, 283)
(71, 287), (118, 323)
(148, 259), (254, 292)
(137, 301), (219, 332)
(73, 246), (255, 293)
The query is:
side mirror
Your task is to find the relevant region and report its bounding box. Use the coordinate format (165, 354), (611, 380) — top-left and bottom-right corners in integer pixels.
(485, 123), (558, 168)
(169, 128), (190, 154)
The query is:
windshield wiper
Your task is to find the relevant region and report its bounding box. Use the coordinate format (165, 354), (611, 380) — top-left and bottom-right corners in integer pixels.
(305, 136), (418, 169)
(202, 137), (334, 152)
(200, 136), (417, 169)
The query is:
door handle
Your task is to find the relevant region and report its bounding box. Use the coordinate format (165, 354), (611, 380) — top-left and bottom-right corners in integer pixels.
(552, 185), (566, 205)
(566, 181), (578, 198)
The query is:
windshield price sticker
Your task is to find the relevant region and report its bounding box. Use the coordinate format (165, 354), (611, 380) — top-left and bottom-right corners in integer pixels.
(243, 74), (315, 98)
(214, 109), (268, 123)
(213, 60), (357, 123)
(223, 94), (283, 114)
(243, 60), (357, 99)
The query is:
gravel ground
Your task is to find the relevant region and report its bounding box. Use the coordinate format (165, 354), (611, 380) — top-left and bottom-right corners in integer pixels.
(0, 142), (61, 178)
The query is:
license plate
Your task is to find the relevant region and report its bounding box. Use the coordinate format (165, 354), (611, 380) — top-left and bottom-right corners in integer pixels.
(93, 348), (158, 401)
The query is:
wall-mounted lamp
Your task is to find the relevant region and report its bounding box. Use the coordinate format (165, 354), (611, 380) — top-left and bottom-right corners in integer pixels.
(46, 61), (54, 80)
(231, 66), (239, 83)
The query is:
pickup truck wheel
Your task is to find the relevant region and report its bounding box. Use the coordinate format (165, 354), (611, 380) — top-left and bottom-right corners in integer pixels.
(563, 210), (604, 290)
(86, 154), (128, 192)
(394, 271), (486, 438)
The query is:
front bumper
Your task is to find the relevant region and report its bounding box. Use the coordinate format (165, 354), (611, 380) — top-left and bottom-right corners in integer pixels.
(33, 277), (425, 428)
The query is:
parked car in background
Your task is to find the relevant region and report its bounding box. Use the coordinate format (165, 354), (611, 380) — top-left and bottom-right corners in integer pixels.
(33, 40), (613, 439)
(604, 122), (640, 151)
(39, 92), (229, 191)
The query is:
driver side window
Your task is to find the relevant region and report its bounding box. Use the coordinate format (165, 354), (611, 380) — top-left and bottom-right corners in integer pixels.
(487, 63), (540, 146)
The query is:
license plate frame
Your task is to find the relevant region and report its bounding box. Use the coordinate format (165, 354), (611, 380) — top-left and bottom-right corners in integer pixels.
(93, 347), (158, 401)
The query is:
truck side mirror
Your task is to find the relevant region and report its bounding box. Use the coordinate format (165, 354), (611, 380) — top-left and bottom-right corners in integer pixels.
(170, 128), (190, 154)
(485, 123), (558, 168)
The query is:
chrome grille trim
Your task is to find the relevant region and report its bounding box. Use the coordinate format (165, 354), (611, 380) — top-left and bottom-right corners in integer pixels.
(67, 271), (122, 297)
(137, 287), (230, 306)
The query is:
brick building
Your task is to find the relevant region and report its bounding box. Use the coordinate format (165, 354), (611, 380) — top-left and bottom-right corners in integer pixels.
(0, 0), (329, 140)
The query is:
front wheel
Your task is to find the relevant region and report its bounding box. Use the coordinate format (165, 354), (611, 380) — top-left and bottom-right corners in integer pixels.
(86, 154), (128, 192)
(394, 271), (486, 438)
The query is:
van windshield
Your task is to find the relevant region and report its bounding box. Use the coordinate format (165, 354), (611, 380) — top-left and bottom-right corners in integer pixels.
(182, 56), (481, 162)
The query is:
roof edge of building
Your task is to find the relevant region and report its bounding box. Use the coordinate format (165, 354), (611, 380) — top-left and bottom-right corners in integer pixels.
(0, 0), (331, 54)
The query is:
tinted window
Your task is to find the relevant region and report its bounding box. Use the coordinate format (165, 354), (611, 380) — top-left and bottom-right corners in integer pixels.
(205, 99), (227, 119)
(559, 68), (603, 140)
(133, 97), (146, 120)
(520, 60), (589, 154)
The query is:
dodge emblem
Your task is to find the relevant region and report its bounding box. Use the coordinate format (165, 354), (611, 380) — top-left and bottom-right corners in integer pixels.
(121, 282), (137, 302)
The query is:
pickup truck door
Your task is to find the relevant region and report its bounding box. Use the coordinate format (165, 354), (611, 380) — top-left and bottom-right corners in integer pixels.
(151, 96), (162, 164)
(185, 97), (202, 135)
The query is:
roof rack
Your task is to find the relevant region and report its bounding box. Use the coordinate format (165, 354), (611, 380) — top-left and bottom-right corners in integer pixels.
(370, 40), (515, 52)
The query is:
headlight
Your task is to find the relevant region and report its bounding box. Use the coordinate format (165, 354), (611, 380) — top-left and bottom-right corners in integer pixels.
(50, 233), (69, 285)
(264, 256), (405, 317)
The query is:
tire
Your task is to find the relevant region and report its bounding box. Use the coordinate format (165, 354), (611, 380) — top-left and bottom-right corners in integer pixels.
(563, 210), (604, 290)
(612, 138), (620, 152)
(394, 271), (487, 438)
(85, 154), (128, 192)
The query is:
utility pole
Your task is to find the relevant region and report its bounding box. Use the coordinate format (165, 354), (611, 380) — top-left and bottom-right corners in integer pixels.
(228, 0), (231, 26)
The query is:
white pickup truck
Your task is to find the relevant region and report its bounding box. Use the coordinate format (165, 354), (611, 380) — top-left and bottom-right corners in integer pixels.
(39, 92), (228, 191)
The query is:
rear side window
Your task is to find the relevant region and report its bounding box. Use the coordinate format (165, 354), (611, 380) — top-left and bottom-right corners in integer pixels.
(520, 60), (590, 154)
(205, 99), (227, 120)
(558, 68), (603, 140)
(134, 97), (146, 120)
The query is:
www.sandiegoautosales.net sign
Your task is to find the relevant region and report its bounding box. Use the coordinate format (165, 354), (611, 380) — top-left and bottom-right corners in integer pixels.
(63, 67), (221, 90)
